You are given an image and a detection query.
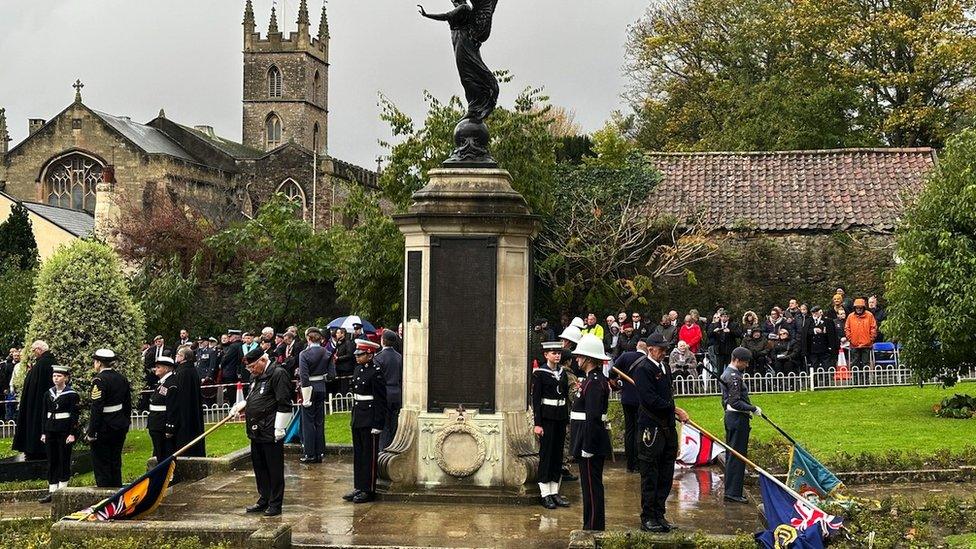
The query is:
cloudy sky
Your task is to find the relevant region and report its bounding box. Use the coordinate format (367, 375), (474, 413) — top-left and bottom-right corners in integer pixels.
(0, 0), (648, 168)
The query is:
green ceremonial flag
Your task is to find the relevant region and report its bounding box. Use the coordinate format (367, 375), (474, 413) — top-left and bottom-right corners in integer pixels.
(786, 445), (843, 503)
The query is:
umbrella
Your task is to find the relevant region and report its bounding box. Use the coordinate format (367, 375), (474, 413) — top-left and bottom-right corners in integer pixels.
(327, 315), (376, 333)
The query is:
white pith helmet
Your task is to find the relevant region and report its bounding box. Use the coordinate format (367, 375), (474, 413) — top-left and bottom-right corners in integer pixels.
(559, 325), (582, 344)
(572, 334), (610, 361)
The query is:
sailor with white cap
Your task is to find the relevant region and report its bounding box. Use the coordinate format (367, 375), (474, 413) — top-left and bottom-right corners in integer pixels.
(558, 323), (583, 482)
(86, 348), (132, 488)
(38, 364), (79, 503)
(533, 341), (571, 509)
(147, 355), (178, 461)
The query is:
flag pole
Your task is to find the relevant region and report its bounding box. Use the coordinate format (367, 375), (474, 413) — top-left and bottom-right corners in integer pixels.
(611, 366), (635, 386)
(684, 417), (830, 516)
(699, 362), (802, 447)
(171, 411), (239, 459)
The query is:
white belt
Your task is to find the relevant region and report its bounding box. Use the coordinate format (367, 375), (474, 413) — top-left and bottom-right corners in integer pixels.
(570, 411), (608, 421)
(542, 398), (566, 407)
(353, 394), (374, 401)
(102, 404), (123, 413)
(149, 404), (167, 412)
(308, 375), (326, 382)
(47, 412), (71, 419)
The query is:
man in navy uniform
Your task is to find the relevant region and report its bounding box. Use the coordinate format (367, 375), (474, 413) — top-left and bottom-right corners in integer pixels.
(343, 339), (387, 504)
(299, 327), (334, 464)
(86, 349), (132, 488)
(147, 356), (178, 461)
(569, 334), (612, 531)
(233, 347), (292, 516)
(533, 341), (570, 509)
(373, 330), (403, 450)
(635, 333), (689, 533)
(721, 346), (761, 503)
(39, 364), (80, 503)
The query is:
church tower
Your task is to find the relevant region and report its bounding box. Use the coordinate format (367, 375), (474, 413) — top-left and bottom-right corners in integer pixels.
(242, 0), (329, 154)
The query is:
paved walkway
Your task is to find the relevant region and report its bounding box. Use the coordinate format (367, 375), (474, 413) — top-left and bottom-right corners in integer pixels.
(150, 457), (757, 548)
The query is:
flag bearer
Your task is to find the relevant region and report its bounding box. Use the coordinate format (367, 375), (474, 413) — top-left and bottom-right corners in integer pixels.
(721, 346), (761, 504)
(343, 339), (387, 504)
(86, 349), (132, 488)
(533, 341), (570, 509)
(39, 365), (79, 503)
(235, 348), (292, 517)
(569, 334), (612, 531)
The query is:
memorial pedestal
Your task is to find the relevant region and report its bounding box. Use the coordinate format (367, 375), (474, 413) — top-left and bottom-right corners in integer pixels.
(380, 168), (540, 491)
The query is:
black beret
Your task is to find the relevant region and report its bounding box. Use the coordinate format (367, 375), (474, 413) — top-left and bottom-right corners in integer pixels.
(732, 347), (753, 362)
(244, 348), (265, 364)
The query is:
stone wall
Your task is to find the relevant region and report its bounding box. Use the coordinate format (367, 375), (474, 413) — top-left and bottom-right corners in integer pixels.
(648, 231), (895, 319)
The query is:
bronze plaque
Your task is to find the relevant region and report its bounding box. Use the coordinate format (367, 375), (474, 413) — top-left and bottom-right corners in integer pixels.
(428, 236), (496, 412)
(406, 251), (422, 321)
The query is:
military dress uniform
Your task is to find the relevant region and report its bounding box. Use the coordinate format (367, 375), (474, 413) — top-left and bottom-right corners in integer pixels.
(41, 368), (80, 496)
(532, 344), (570, 509)
(720, 359), (757, 502)
(298, 331), (335, 463)
(87, 350), (132, 488)
(569, 367), (611, 531)
(634, 337), (679, 532)
(147, 363), (179, 461)
(243, 350), (293, 516)
(346, 339), (387, 503)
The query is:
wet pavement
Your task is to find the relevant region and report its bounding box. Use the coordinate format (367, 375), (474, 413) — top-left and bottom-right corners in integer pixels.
(113, 457), (976, 548)
(150, 458), (759, 548)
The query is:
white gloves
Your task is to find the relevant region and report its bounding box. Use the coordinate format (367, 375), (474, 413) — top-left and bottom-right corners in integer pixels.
(274, 411), (290, 442)
(581, 450), (594, 458)
(301, 386), (313, 408)
(370, 428), (382, 435)
(275, 429), (286, 442)
(752, 406), (763, 417)
(229, 400), (247, 416)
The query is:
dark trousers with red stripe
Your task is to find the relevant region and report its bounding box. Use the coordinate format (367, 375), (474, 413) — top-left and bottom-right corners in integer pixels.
(352, 427), (379, 494)
(578, 455), (606, 531)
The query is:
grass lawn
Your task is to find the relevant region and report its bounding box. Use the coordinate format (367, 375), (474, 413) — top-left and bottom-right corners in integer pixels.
(669, 382), (976, 457)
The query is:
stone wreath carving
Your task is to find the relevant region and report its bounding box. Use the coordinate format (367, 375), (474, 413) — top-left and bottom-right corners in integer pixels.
(434, 421), (487, 478)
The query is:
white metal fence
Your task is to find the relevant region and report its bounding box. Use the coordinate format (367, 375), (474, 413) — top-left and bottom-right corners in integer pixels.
(610, 363), (976, 400)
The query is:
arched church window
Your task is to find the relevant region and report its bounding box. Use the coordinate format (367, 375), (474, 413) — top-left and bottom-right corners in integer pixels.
(277, 178), (308, 220)
(41, 152), (103, 213)
(266, 113), (282, 149)
(268, 66), (283, 98)
(313, 123), (320, 153)
(313, 70), (321, 102)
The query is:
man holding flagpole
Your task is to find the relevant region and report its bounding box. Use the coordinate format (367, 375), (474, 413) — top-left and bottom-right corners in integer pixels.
(720, 346), (761, 504)
(238, 347), (292, 517)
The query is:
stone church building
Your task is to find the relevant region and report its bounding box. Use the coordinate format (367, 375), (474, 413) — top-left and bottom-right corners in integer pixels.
(0, 0), (375, 258)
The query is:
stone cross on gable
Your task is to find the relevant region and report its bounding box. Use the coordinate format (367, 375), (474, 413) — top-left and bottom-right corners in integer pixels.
(73, 79), (84, 103)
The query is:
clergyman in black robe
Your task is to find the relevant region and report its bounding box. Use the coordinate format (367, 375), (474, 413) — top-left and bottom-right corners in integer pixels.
(13, 343), (56, 460)
(172, 354), (206, 457)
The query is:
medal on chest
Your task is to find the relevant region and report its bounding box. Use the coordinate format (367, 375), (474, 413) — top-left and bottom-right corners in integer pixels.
(260, 382), (267, 395)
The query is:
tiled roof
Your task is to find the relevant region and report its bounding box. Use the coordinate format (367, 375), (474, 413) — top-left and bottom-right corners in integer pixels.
(21, 201), (95, 237)
(92, 110), (196, 162)
(644, 148), (937, 232)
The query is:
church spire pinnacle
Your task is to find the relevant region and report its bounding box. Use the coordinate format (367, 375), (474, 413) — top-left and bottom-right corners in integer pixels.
(297, 0), (310, 27)
(0, 107), (9, 156)
(243, 0), (255, 34)
(268, 5), (279, 35)
(318, 2), (329, 40)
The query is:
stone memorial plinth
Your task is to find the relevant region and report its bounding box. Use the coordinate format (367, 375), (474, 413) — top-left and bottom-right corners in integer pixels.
(380, 167), (540, 491)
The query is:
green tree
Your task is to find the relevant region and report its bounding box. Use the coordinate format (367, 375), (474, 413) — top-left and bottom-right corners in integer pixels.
(378, 74), (560, 214)
(626, 0), (976, 150)
(0, 266), (36, 350)
(0, 202), (39, 270)
(206, 194), (338, 329)
(327, 186), (404, 326)
(884, 129), (976, 386)
(19, 240), (144, 401)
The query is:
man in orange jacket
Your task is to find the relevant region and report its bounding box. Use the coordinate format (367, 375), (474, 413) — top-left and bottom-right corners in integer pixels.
(844, 298), (877, 369)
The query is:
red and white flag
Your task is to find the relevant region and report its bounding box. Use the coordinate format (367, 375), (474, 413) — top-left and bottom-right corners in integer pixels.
(676, 422), (724, 467)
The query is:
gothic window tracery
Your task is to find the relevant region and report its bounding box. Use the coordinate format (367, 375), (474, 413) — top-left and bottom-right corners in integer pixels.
(266, 113), (282, 149)
(277, 178), (308, 220)
(268, 66), (283, 98)
(42, 152), (103, 213)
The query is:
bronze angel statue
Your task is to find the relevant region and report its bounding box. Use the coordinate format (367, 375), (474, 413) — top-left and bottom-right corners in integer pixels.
(419, 0), (500, 166)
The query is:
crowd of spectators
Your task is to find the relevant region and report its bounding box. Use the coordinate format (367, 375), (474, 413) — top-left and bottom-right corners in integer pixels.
(532, 286), (888, 379)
